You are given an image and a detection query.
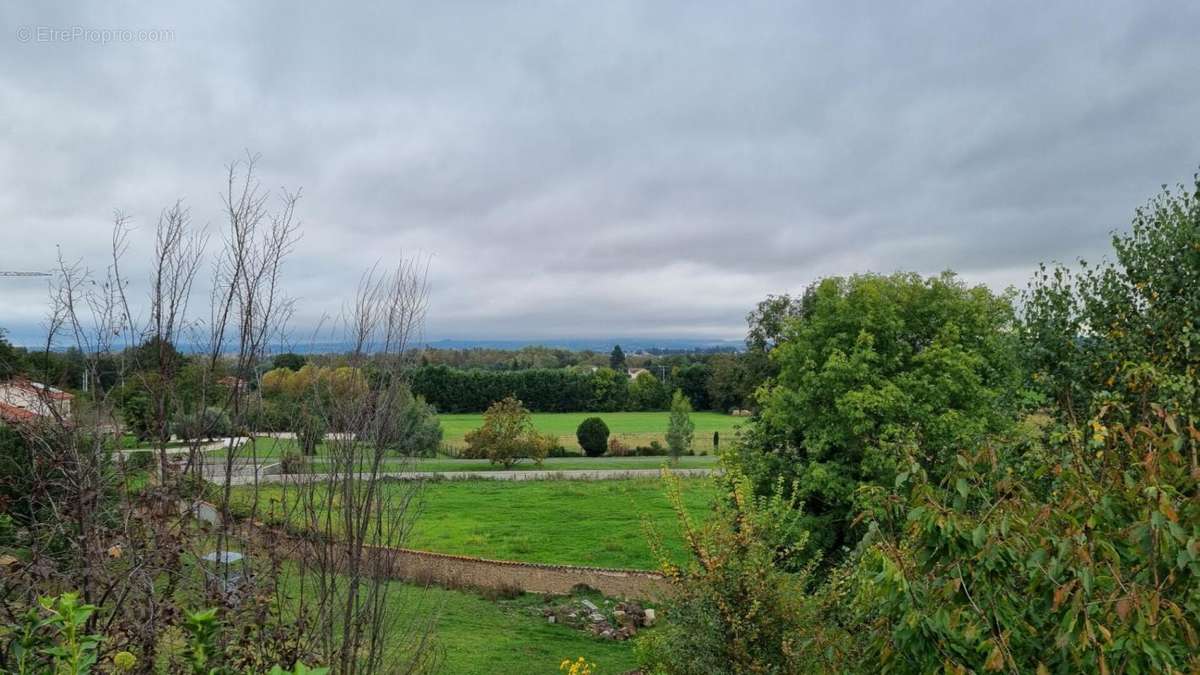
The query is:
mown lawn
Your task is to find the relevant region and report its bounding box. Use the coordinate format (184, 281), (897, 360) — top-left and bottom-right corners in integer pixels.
(235, 476), (719, 569)
(400, 584), (642, 673)
(305, 455), (720, 472)
(224, 409), (744, 461)
(264, 565), (644, 673)
(439, 411), (744, 452)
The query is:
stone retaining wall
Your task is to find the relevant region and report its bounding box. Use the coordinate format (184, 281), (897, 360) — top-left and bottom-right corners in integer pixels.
(195, 502), (673, 600)
(365, 546), (671, 599)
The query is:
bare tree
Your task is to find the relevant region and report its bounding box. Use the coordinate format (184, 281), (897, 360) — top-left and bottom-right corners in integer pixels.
(276, 260), (441, 674)
(0, 155), (439, 673)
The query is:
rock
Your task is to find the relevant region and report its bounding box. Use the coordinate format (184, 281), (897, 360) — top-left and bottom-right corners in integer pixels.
(589, 612), (606, 623)
(643, 608), (656, 626)
(547, 615), (556, 624)
(581, 599), (600, 612)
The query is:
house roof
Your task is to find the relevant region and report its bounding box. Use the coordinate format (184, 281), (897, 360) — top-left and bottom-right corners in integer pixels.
(0, 401), (37, 422)
(4, 379), (73, 400)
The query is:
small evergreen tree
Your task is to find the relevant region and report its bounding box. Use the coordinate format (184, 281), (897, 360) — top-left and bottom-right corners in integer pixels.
(609, 345), (626, 370)
(666, 390), (694, 462)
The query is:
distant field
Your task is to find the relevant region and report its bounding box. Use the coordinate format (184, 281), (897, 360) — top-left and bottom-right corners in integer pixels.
(236, 476), (719, 569)
(440, 411), (745, 452)
(231, 411), (745, 458)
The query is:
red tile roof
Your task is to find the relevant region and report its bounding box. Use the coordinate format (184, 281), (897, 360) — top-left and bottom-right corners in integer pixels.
(0, 402), (36, 422)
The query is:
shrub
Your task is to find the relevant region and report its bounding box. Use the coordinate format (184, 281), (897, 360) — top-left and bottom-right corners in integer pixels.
(638, 467), (838, 673)
(279, 451), (309, 474)
(174, 407), (232, 442)
(575, 417), (610, 457)
(606, 436), (633, 457)
(850, 401), (1200, 673)
(635, 440), (668, 456)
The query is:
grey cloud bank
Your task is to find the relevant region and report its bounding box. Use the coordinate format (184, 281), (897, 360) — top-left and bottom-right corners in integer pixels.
(1, 1), (1198, 345)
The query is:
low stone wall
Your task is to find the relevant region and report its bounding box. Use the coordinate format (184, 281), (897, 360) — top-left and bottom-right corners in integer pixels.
(366, 546), (671, 600)
(196, 502), (673, 600)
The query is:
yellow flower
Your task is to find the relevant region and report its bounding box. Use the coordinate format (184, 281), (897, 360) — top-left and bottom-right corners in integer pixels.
(113, 651), (137, 671)
(559, 656), (597, 675)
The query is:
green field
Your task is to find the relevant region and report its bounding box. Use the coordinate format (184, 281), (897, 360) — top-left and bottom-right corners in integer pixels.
(236, 476), (718, 569)
(439, 411), (744, 452)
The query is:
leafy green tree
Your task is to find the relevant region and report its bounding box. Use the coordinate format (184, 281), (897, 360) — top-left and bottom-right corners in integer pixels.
(575, 417), (610, 457)
(629, 371), (668, 411)
(589, 367), (629, 412)
(296, 409), (326, 456)
(381, 390), (442, 457)
(744, 272), (1020, 558)
(706, 353), (754, 412)
(852, 396), (1199, 673)
(127, 336), (184, 378)
(671, 363), (711, 411)
(745, 293), (801, 354)
(463, 396), (552, 468)
(666, 390), (694, 462)
(609, 345), (627, 370)
(0, 328), (25, 380)
(271, 352), (306, 372)
(112, 378), (160, 442)
(1022, 174), (1200, 433)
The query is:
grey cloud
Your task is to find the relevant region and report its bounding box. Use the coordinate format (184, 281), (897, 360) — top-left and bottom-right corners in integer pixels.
(1, 1), (1198, 344)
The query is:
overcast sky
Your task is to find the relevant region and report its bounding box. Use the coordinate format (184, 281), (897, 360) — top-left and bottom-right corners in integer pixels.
(1, 2), (1198, 345)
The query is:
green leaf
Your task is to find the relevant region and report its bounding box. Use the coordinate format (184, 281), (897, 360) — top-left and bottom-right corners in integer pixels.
(972, 524), (987, 548)
(956, 478), (970, 499)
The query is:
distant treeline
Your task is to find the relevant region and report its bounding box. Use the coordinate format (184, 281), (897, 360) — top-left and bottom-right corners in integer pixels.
(410, 366), (596, 412)
(407, 359), (759, 413)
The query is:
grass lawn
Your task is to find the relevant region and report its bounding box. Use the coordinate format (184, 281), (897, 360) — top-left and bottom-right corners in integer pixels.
(304, 454), (720, 472)
(406, 584), (641, 673)
(406, 477), (717, 568)
(224, 410), (743, 461)
(235, 476), (719, 569)
(217, 560), (642, 673)
(440, 411), (744, 452)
